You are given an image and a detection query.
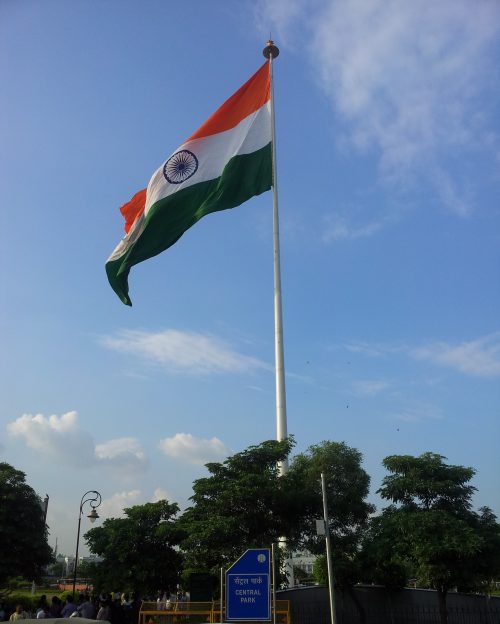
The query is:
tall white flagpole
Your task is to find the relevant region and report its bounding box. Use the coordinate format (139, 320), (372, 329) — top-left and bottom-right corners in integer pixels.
(264, 39), (294, 589)
(263, 40), (288, 475)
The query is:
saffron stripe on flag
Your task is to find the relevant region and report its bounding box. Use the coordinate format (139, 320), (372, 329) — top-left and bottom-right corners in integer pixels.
(116, 66), (270, 236)
(187, 62), (270, 142)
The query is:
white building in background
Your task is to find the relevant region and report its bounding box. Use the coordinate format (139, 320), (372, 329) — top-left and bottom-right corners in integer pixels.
(64, 556), (75, 576)
(63, 555), (102, 576)
(291, 551), (317, 582)
(55, 553), (66, 567)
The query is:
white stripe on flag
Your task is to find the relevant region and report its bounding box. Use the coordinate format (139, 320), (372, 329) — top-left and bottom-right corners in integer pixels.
(145, 102), (271, 214)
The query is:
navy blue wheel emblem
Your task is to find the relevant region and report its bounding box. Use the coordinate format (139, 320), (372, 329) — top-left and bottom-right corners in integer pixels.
(163, 150), (198, 184)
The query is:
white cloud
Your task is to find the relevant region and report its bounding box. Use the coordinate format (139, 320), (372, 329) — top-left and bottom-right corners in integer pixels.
(151, 487), (170, 502)
(260, 0), (500, 215)
(344, 341), (393, 358)
(322, 214), (385, 242)
(101, 329), (269, 375)
(159, 433), (231, 466)
(99, 490), (142, 518)
(7, 411), (95, 467)
(344, 333), (500, 378)
(432, 169), (472, 218)
(7, 411), (148, 474)
(95, 437), (148, 473)
(391, 402), (444, 423)
(247, 384), (265, 393)
(95, 488), (180, 520)
(352, 379), (390, 397)
(410, 332), (500, 378)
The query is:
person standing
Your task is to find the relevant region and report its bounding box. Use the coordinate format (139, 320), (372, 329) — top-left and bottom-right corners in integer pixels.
(121, 594), (133, 624)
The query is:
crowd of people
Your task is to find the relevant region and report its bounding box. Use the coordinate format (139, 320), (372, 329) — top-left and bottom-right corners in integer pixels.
(0, 592), (139, 622)
(155, 590), (188, 611)
(0, 587), (193, 622)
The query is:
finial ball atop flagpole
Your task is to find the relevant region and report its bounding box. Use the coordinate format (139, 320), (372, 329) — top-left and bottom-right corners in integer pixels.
(263, 39), (279, 59)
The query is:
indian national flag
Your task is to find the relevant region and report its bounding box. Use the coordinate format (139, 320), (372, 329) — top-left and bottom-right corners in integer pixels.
(106, 62), (272, 305)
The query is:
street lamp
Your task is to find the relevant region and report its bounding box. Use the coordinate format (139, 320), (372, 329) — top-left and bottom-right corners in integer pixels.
(73, 490), (102, 599)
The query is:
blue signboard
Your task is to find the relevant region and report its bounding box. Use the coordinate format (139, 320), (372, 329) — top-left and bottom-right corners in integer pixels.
(226, 548), (271, 621)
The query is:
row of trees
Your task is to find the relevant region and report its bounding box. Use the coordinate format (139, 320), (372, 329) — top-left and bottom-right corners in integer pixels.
(2, 440), (499, 624)
(83, 439), (500, 624)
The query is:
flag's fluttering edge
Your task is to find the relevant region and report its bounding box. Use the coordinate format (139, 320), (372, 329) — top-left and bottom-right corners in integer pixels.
(106, 62), (272, 305)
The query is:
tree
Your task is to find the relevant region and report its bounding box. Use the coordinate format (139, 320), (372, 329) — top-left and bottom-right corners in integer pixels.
(292, 564), (312, 585)
(76, 559), (93, 581)
(85, 500), (184, 595)
(287, 441), (375, 585)
(0, 462), (53, 585)
(179, 438), (295, 574)
(358, 508), (412, 590)
(312, 553), (328, 585)
(455, 506), (500, 593)
(287, 442), (374, 622)
(48, 560), (65, 578)
(375, 453), (500, 624)
(180, 437), (374, 595)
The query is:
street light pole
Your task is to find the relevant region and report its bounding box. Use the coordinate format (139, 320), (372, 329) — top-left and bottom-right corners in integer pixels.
(73, 490), (102, 599)
(321, 473), (337, 624)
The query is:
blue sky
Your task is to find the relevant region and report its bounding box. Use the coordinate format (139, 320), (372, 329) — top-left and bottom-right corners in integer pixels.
(1, 0), (499, 557)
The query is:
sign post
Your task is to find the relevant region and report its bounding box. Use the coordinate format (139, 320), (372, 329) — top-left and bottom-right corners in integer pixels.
(226, 548), (271, 621)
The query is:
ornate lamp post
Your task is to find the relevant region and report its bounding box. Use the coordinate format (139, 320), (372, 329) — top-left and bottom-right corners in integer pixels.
(72, 490), (102, 599)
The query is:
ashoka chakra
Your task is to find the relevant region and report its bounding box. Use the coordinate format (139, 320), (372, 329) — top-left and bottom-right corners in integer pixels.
(163, 150), (198, 184)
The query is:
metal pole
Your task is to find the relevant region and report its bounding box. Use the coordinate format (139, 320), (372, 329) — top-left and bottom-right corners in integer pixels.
(72, 490), (102, 600)
(263, 40), (288, 474)
(220, 567), (224, 624)
(263, 40), (294, 588)
(321, 473), (337, 624)
(72, 512), (82, 600)
(271, 543), (277, 624)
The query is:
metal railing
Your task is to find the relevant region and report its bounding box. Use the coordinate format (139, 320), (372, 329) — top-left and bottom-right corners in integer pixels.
(139, 600), (291, 624)
(211, 599), (290, 624)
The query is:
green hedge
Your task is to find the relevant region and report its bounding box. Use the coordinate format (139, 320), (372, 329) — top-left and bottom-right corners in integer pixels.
(0, 591), (69, 618)
(2, 593), (39, 617)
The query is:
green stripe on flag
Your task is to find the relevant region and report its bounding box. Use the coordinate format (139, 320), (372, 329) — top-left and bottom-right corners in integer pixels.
(106, 142), (272, 305)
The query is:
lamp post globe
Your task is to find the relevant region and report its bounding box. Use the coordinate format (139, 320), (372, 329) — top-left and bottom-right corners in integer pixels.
(87, 508), (99, 523)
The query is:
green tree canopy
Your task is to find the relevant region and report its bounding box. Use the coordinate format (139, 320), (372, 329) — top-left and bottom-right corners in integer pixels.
(288, 442), (374, 547)
(380, 452), (476, 512)
(371, 452), (500, 624)
(85, 500), (184, 595)
(180, 438), (294, 573)
(287, 441), (375, 587)
(359, 508), (412, 590)
(455, 506), (500, 592)
(0, 462), (53, 584)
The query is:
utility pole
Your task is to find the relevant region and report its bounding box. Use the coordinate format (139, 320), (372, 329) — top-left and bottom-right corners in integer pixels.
(321, 473), (337, 624)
